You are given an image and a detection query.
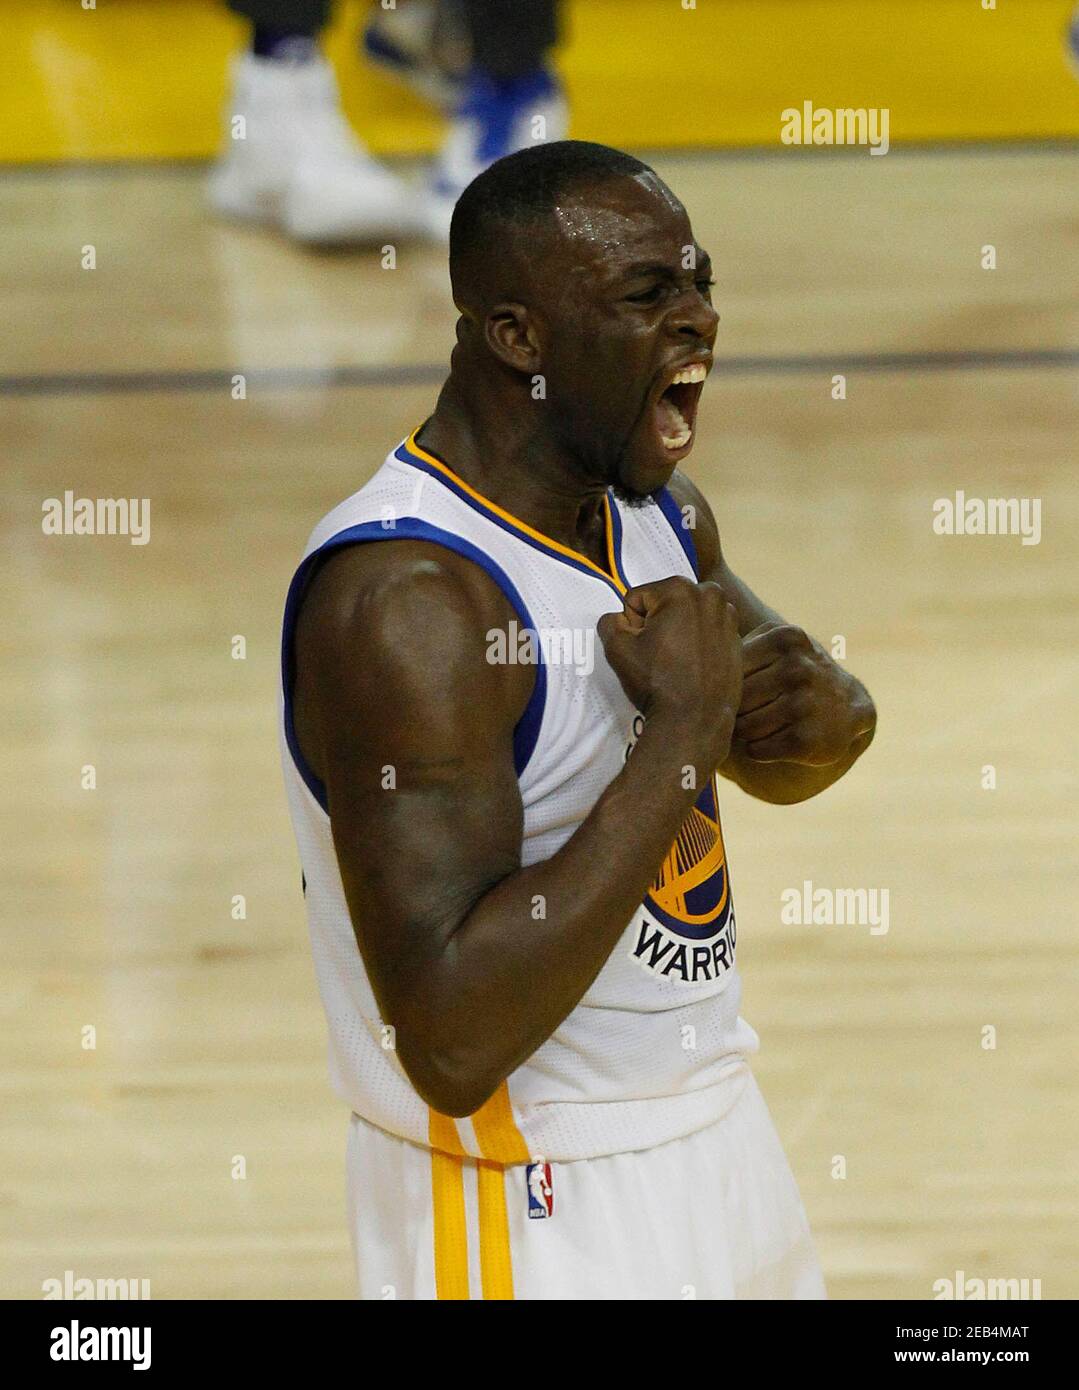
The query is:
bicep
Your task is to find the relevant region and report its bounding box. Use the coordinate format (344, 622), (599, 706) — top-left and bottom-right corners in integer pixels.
(294, 543), (528, 1019)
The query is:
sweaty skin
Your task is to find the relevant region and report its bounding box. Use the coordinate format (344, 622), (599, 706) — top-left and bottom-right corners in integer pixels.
(291, 172), (875, 1117)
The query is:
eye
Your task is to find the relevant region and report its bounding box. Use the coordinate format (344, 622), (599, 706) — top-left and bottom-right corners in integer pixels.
(696, 277), (716, 295)
(625, 284), (665, 304)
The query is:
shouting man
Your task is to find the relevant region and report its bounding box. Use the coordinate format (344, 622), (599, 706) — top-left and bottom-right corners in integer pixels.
(280, 140), (876, 1300)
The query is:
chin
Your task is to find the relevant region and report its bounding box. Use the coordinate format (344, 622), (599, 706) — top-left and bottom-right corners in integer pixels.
(617, 417), (699, 500)
(614, 451), (682, 505)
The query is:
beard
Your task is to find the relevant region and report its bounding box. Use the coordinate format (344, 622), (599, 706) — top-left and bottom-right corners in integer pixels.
(610, 482), (654, 508)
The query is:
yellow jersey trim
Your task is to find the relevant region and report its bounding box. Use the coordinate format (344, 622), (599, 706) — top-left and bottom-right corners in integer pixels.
(404, 428), (628, 596)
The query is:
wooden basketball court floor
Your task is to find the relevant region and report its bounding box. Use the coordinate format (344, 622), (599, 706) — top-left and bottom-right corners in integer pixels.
(3, 145), (1077, 1300)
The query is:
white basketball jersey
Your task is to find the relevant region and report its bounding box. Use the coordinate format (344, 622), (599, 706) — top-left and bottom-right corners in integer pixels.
(280, 430), (759, 1165)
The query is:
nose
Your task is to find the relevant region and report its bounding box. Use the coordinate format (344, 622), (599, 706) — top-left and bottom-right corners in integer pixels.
(667, 287), (719, 344)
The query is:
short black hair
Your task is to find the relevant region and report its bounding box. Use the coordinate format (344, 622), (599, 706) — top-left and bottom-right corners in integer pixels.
(449, 140), (652, 293)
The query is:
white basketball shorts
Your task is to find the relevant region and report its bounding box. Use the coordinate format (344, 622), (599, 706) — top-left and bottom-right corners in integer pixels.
(344, 1067), (825, 1300)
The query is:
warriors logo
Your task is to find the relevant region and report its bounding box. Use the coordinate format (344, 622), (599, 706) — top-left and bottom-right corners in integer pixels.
(632, 775), (737, 985)
(646, 777), (731, 937)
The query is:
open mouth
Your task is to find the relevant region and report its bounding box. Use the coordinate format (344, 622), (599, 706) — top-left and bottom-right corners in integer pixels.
(652, 360), (709, 454)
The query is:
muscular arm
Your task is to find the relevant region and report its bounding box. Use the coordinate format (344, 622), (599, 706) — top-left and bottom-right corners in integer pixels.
(666, 470), (876, 805)
(291, 541), (735, 1117)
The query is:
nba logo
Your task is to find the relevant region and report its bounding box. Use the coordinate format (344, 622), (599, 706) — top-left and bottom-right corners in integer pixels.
(526, 1161), (554, 1219)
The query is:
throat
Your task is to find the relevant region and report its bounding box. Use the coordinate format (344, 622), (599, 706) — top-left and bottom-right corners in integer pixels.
(573, 495), (614, 574)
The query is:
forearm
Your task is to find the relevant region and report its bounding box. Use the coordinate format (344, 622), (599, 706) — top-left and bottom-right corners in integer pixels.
(400, 711), (723, 1114)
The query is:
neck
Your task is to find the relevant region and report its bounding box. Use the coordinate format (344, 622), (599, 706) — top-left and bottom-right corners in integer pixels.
(416, 352), (610, 558)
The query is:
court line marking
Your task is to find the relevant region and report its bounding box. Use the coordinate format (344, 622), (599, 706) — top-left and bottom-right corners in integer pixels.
(2, 348), (1076, 398)
(1, 138), (1076, 177)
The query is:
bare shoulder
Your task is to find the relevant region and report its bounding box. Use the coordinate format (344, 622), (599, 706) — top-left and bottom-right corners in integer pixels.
(295, 538), (515, 669)
(663, 469), (721, 579)
(291, 537), (531, 782)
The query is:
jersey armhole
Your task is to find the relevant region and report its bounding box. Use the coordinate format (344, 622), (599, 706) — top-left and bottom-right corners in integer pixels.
(281, 519), (548, 813)
(652, 486), (699, 578)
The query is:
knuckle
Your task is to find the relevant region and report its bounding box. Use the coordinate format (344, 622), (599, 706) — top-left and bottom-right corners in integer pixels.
(785, 652), (813, 684)
(785, 725), (809, 754)
(695, 580), (724, 608)
(596, 616), (620, 648)
(672, 575), (701, 600)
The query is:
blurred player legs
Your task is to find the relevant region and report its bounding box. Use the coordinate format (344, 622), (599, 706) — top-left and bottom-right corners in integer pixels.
(421, 0), (567, 238)
(207, 4), (421, 244)
(1067, 2), (1079, 80)
(208, 0), (566, 243)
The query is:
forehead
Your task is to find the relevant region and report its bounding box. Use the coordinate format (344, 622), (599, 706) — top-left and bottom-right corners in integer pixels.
(548, 173), (695, 281)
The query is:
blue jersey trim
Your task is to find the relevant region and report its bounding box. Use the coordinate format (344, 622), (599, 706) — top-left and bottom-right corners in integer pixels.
(281, 519), (548, 814)
(653, 485), (699, 578)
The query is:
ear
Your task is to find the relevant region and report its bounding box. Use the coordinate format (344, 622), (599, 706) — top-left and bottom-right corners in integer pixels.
(484, 303), (541, 374)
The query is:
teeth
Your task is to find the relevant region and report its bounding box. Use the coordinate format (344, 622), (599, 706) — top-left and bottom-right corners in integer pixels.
(670, 363), (707, 385)
(659, 398), (692, 449)
(658, 370), (704, 450)
(661, 429), (692, 449)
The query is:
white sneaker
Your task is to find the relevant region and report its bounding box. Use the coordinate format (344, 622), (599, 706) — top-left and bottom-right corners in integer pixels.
(425, 67), (569, 240)
(208, 51), (420, 244)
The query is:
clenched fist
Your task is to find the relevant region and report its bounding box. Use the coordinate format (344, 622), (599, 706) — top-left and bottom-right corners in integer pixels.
(733, 621), (870, 766)
(598, 576), (743, 771)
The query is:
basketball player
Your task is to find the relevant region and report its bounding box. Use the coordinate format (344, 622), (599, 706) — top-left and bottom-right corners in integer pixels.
(280, 141), (876, 1299)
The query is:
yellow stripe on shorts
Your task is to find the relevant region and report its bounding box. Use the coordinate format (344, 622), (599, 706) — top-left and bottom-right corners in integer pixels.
(428, 1110), (469, 1300)
(470, 1082), (530, 1164)
(471, 1082), (529, 1301)
(476, 1160), (515, 1301)
(428, 1087), (529, 1300)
